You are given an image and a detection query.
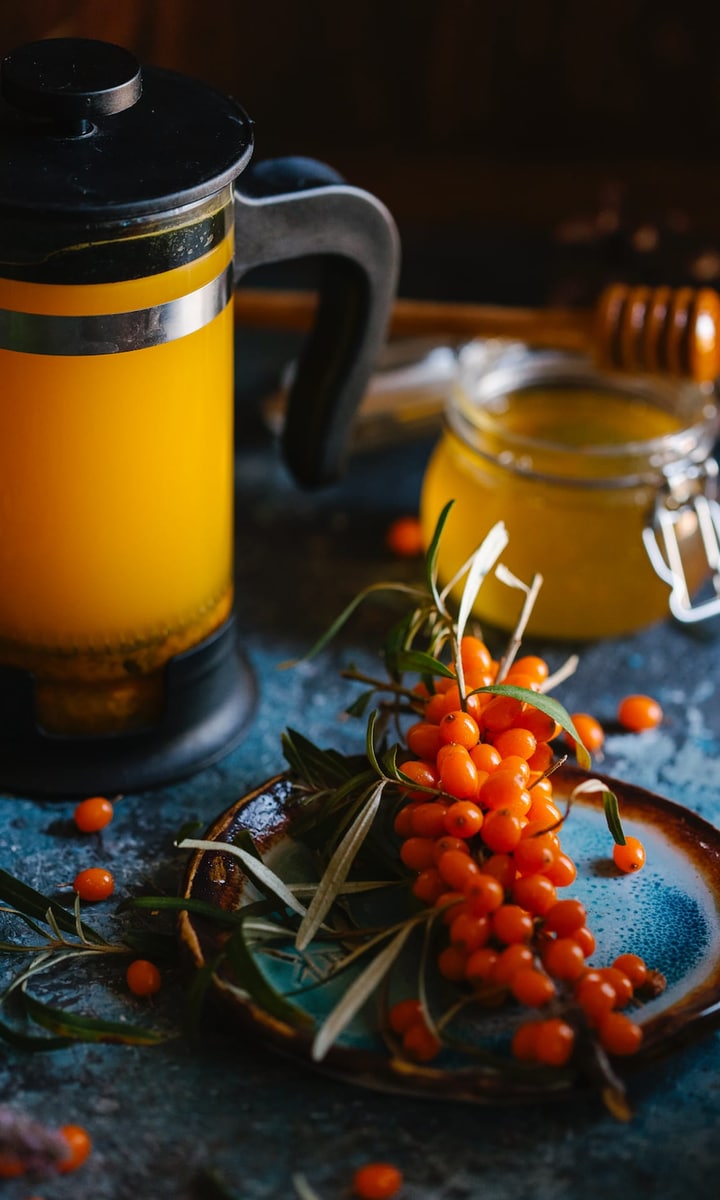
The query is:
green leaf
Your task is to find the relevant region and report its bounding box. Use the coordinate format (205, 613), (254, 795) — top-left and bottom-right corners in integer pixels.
(21, 990), (168, 1045)
(364, 709), (383, 777)
(119, 894), (252, 927)
(345, 689), (375, 719)
(223, 923), (313, 1030)
(602, 789), (626, 845)
(295, 781), (386, 952)
(312, 922), (414, 1061)
(0, 868), (106, 946)
(425, 499), (455, 606)
(0, 1012), (71, 1051)
(391, 649), (456, 679)
(286, 580), (426, 665)
(471, 683), (592, 769)
(281, 728), (355, 788)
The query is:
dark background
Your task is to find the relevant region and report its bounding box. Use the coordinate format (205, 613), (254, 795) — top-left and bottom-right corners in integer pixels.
(2, 0), (720, 306)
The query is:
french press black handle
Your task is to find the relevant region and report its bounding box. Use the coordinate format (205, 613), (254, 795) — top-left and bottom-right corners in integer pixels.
(234, 157), (400, 487)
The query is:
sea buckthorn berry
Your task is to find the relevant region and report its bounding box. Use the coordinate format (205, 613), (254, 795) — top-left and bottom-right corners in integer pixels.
(432, 835), (470, 863)
(437, 849), (480, 892)
(491, 943), (534, 985)
(126, 959), (161, 997)
(511, 966), (556, 1008)
(534, 1018), (575, 1066)
(544, 898), (587, 937)
(58, 1124), (92, 1173)
(613, 835), (646, 873)
(572, 925), (596, 957)
(353, 1161), (403, 1200)
(470, 743), (502, 773)
(388, 998), (423, 1035)
(450, 912), (491, 953)
(512, 873), (558, 916)
(409, 802), (449, 839)
(465, 946), (499, 983)
(443, 799), (484, 839)
(597, 1010), (644, 1056)
(492, 904), (534, 945)
(598, 967), (634, 1008)
(517, 706), (558, 743)
(509, 655), (549, 685)
(73, 795), (114, 833)
(482, 694), (524, 733)
(617, 693), (663, 732)
(406, 721), (443, 761)
(411, 867), (445, 905)
(437, 945), (469, 981)
(512, 833), (557, 876)
(575, 974), (617, 1022)
(435, 891), (468, 922)
(399, 758), (439, 800)
(439, 747), (479, 800)
(425, 691), (450, 723)
(612, 953), (648, 988)
(483, 852), (516, 890)
(512, 1019), (542, 1060)
(393, 804), (417, 838)
(463, 872), (505, 916)
(526, 742), (554, 773)
(493, 727), (538, 761)
(544, 852), (577, 888)
(0, 1153), (24, 1178)
(460, 635), (493, 673)
(480, 809), (523, 854)
(400, 836), (436, 872)
(502, 672), (541, 694)
(565, 713), (605, 755)
(526, 794), (562, 825)
(543, 937), (587, 981)
(495, 755), (531, 786)
(439, 709), (480, 748)
(386, 513), (423, 558)
(73, 867), (114, 902)
(402, 1018), (441, 1062)
(480, 770), (526, 812)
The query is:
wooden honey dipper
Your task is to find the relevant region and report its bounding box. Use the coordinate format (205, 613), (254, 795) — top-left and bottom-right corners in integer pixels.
(234, 283), (720, 384)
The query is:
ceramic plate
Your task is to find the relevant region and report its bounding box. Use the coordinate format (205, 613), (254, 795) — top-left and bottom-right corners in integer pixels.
(179, 764), (720, 1103)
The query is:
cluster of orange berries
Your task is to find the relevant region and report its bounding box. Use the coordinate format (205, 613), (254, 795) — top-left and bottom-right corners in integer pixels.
(70, 796), (161, 999)
(388, 635), (650, 1069)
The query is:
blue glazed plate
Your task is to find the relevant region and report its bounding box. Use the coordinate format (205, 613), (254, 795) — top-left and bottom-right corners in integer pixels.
(179, 764), (720, 1103)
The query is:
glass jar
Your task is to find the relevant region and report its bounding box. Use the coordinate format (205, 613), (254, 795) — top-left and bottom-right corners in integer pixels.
(419, 342), (720, 640)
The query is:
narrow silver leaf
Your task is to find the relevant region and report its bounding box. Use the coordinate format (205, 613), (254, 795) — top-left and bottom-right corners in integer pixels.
(177, 838), (307, 918)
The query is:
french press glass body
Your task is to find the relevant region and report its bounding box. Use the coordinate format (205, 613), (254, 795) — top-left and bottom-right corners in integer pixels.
(0, 38), (399, 794)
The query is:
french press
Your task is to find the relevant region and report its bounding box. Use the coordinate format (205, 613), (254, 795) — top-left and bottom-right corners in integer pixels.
(0, 38), (399, 795)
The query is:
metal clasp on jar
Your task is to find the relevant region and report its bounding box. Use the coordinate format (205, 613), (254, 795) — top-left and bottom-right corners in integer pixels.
(643, 458), (720, 622)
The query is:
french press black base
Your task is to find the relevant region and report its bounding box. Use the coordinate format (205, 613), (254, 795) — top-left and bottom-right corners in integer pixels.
(0, 618), (256, 797)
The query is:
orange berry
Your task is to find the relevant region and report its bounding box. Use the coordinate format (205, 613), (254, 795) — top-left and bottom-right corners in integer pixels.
(613, 835), (646, 873)
(393, 803), (417, 838)
(435, 890), (468, 922)
(406, 721), (442, 761)
(482, 694), (524, 733)
(125, 959), (161, 997)
(411, 868), (444, 905)
(385, 514), (423, 558)
(526, 742), (554, 773)
(400, 836), (436, 872)
(437, 849), (480, 892)
(409, 802), (448, 839)
(544, 898), (587, 937)
(512, 1019), (542, 1060)
(575, 974), (617, 1022)
(460, 635), (493, 673)
(463, 872), (505, 916)
(469, 743), (502, 773)
(509, 655), (549, 685)
(399, 758), (439, 800)
(598, 966), (634, 1007)
(492, 903), (534, 945)
(353, 1161), (403, 1200)
(511, 966), (556, 1007)
(73, 795), (114, 833)
(480, 770), (526, 812)
(597, 1010), (644, 1056)
(491, 943), (534, 985)
(517, 706), (557, 743)
(438, 746), (480, 800)
(449, 912), (491, 953)
(72, 867), (114, 902)
(437, 945), (469, 981)
(388, 998), (422, 1035)
(544, 852), (577, 888)
(443, 799), (484, 839)
(402, 1019), (441, 1062)
(565, 713), (605, 754)
(612, 953), (648, 988)
(58, 1124), (92, 1173)
(480, 808), (523, 854)
(512, 832), (557, 875)
(543, 937), (586, 981)
(432, 835), (470, 864)
(512, 873), (558, 916)
(439, 709), (480, 748)
(483, 852), (516, 890)
(534, 1018), (575, 1066)
(465, 946), (499, 983)
(572, 925), (596, 957)
(617, 693), (663, 732)
(493, 727), (537, 761)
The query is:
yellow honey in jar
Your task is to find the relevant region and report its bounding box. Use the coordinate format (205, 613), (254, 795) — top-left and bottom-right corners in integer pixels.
(420, 344), (720, 639)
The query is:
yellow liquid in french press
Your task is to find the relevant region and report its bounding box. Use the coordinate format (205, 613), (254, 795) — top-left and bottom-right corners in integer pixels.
(420, 348), (717, 640)
(0, 234), (234, 733)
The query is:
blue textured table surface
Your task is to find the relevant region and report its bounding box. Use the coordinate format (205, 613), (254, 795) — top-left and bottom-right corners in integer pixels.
(2, 397), (720, 1200)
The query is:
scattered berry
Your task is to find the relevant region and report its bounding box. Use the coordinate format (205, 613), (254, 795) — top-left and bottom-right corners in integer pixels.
(617, 694), (663, 732)
(353, 1161), (403, 1199)
(612, 835), (646, 874)
(386, 514), (423, 557)
(126, 959), (162, 997)
(72, 867), (114, 902)
(58, 1124), (92, 1173)
(73, 795), (114, 833)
